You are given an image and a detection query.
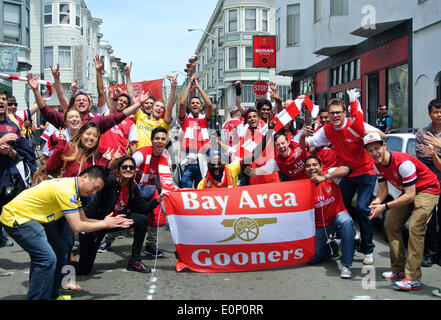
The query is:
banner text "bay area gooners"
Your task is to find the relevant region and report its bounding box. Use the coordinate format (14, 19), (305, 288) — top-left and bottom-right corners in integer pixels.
(180, 190), (299, 215)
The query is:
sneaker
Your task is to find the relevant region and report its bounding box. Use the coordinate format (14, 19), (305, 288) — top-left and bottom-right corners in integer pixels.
(340, 265), (352, 279)
(363, 253), (375, 265)
(394, 278), (422, 291)
(0, 267), (11, 277)
(329, 239), (341, 261)
(127, 260), (151, 273)
(144, 244), (164, 258)
(97, 241), (111, 253)
(432, 289), (441, 298)
(382, 270), (406, 279)
(56, 295), (72, 300)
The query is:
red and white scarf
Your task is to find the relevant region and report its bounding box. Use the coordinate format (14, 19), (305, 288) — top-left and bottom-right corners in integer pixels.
(235, 96), (314, 161)
(136, 146), (177, 191)
(346, 89), (365, 138)
(181, 113), (210, 153)
(200, 167), (234, 189)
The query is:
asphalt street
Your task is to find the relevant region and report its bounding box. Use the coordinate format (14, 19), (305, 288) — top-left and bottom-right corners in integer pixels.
(1, 217), (441, 303)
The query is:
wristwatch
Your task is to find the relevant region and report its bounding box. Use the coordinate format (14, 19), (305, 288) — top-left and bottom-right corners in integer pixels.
(324, 173), (331, 180)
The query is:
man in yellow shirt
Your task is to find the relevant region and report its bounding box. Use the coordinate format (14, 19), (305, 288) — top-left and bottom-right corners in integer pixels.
(0, 166), (133, 300)
(197, 152), (242, 189)
(125, 65), (178, 150)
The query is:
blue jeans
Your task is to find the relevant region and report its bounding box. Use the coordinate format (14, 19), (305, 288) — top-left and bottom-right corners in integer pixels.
(309, 211), (355, 267)
(2, 220), (68, 300)
(339, 174), (376, 254)
(179, 163), (202, 189)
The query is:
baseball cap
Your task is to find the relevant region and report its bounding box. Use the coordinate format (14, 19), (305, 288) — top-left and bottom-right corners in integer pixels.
(363, 132), (383, 147)
(378, 105), (387, 110)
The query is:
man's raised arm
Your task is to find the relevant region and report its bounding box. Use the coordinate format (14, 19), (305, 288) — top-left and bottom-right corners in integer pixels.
(164, 74), (178, 124)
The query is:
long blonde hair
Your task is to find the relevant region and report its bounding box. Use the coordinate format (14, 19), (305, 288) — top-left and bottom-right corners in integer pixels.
(62, 122), (101, 162)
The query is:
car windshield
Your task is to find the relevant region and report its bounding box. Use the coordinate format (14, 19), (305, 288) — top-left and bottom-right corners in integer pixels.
(386, 136), (403, 152)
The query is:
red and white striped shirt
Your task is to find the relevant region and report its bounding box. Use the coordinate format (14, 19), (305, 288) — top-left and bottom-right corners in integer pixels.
(374, 151), (440, 195)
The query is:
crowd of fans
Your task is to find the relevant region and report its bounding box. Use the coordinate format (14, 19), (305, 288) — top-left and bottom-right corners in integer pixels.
(1, 58), (441, 300)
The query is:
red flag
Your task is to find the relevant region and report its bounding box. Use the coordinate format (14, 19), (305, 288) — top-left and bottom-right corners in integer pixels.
(109, 79), (163, 101)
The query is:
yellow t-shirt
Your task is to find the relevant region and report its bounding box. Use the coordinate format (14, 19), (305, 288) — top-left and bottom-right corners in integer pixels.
(197, 162), (242, 189)
(134, 110), (170, 149)
(0, 177), (82, 227)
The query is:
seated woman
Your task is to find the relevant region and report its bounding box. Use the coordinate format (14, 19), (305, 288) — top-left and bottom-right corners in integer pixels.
(74, 156), (167, 275)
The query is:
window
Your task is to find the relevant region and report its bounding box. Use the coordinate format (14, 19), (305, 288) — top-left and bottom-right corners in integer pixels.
(218, 59), (224, 78)
(218, 27), (224, 46)
(211, 39), (216, 58)
(287, 4), (300, 46)
(58, 46), (71, 68)
(387, 63), (409, 128)
(75, 5), (81, 27)
(245, 47), (253, 68)
(262, 9), (268, 32)
(228, 47), (238, 69)
(242, 85), (255, 103)
(331, 58), (360, 86)
(276, 9), (281, 51)
(44, 46), (53, 69)
(44, 4), (53, 25)
(314, 0), (322, 22)
(25, 6), (30, 46)
(3, 2), (21, 43)
(271, 85), (291, 102)
(245, 8), (256, 31)
(228, 9), (238, 32)
(331, 0), (348, 16)
(59, 3), (71, 25)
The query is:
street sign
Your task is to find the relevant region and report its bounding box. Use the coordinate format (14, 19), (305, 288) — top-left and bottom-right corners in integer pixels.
(253, 35), (277, 68)
(253, 81), (268, 96)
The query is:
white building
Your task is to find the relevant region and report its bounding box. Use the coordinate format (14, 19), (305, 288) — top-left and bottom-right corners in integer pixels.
(0, 0), (35, 108)
(275, 0), (441, 129)
(187, 0), (292, 126)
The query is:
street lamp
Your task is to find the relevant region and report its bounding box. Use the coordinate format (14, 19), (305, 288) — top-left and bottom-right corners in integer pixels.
(187, 27), (219, 107)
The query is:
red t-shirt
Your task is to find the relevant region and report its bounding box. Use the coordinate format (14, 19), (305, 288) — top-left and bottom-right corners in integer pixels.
(317, 147), (338, 171)
(222, 118), (242, 147)
(313, 170), (347, 227)
(112, 184), (130, 216)
(99, 117), (137, 154)
(374, 151), (441, 195)
(323, 121), (375, 177)
(275, 141), (309, 180)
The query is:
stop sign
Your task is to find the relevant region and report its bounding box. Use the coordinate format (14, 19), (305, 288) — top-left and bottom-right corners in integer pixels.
(253, 81), (268, 96)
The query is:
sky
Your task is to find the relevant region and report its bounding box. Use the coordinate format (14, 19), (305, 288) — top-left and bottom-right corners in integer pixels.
(85, 0), (219, 84)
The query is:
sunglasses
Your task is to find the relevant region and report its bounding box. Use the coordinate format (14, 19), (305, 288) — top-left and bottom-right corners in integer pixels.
(8, 103), (18, 107)
(121, 165), (136, 171)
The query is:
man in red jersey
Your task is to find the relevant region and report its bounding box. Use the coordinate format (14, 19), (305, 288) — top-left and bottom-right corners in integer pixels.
(300, 97), (378, 265)
(365, 132), (440, 291)
(304, 155), (355, 279)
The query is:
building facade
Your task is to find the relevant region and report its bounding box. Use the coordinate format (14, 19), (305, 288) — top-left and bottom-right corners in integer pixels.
(0, 0), (35, 108)
(275, 0), (441, 129)
(188, 0), (292, 126)
(1, 0), (125, 117)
